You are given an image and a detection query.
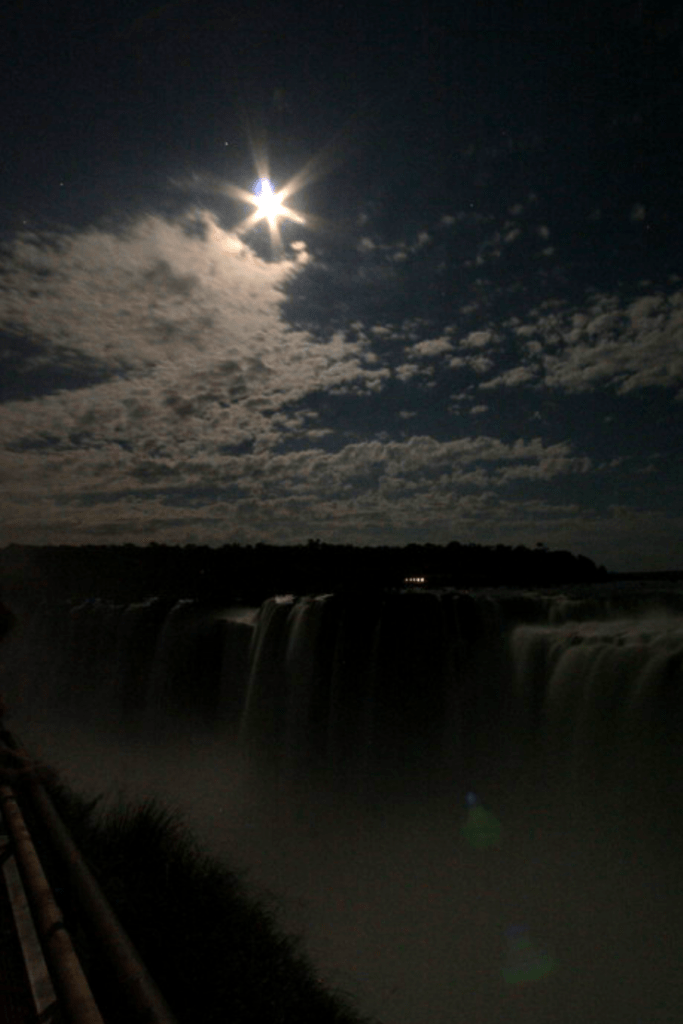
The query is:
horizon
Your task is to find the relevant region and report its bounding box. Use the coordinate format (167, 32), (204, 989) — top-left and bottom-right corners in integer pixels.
(3, 537), (683, 580)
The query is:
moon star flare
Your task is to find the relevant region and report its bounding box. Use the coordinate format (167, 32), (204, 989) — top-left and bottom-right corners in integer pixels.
(253, 178), (286, 225)
(229, 175), (306, 253)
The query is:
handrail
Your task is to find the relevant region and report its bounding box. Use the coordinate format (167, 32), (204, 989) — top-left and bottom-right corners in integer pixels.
(0, 782), (105, 1024)
(2, 727), (178, 1024)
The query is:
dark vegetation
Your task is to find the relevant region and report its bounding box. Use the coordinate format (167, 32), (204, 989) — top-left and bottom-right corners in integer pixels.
(25, 779), (380, 1024)
(0, 540), (607, 606)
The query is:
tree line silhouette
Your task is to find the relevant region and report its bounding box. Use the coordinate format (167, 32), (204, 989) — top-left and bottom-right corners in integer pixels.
(0, 540), (607, 607)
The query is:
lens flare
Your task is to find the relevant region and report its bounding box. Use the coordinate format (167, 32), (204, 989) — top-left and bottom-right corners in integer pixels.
(219, 173), (306, 258)
(253, 178), (284, 223)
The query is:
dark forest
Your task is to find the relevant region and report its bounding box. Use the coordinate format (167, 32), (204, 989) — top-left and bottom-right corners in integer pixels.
(0, 541), (607, 607)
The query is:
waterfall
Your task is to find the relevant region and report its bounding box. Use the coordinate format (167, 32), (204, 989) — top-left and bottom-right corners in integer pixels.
(512, 616), (683, 810)
(1, 585), (682, 807)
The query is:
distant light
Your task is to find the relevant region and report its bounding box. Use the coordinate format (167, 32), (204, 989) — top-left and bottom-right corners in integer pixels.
(404, 576), (426, 584)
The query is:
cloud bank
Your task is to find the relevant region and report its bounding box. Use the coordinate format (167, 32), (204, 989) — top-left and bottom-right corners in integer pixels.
(0, 205), (681, 569)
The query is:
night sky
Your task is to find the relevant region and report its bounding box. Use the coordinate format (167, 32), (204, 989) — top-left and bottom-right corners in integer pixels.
(2, 0), (682, 571)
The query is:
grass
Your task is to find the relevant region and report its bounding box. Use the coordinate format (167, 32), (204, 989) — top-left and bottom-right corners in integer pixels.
(32, 779), (381, 1024)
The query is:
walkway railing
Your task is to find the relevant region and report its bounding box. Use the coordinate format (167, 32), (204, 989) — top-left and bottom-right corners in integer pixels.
(0, 724), (178, 1024)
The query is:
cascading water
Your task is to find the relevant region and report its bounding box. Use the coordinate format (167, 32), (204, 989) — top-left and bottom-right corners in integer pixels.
(512, 615), (683, 816)
(3, 586), (683, 800)
(2, 583), (683, 1024)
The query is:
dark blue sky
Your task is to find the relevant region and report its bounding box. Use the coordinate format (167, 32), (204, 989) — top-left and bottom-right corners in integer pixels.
(1, 0), (682, 569)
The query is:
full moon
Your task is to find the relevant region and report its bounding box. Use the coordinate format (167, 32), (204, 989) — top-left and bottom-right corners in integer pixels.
(238, 175), (306, 256)
(209, 164), (310, 256)
(253, 178), (285, 225)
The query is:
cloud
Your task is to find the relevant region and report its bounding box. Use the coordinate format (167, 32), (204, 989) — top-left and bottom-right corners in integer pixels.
(1, 200), (678, 563)
(0, 214), (310, 373)
(394, 363), (420, 382)
(2, 210), (590, 548)
(479, 365), (537, 389)
(459, 329), (497, 349)
(0, 213), (391, 456)
(0, 432), (594, 546)
(482, 287), (683, 396)
(408, 336), (453, 358)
